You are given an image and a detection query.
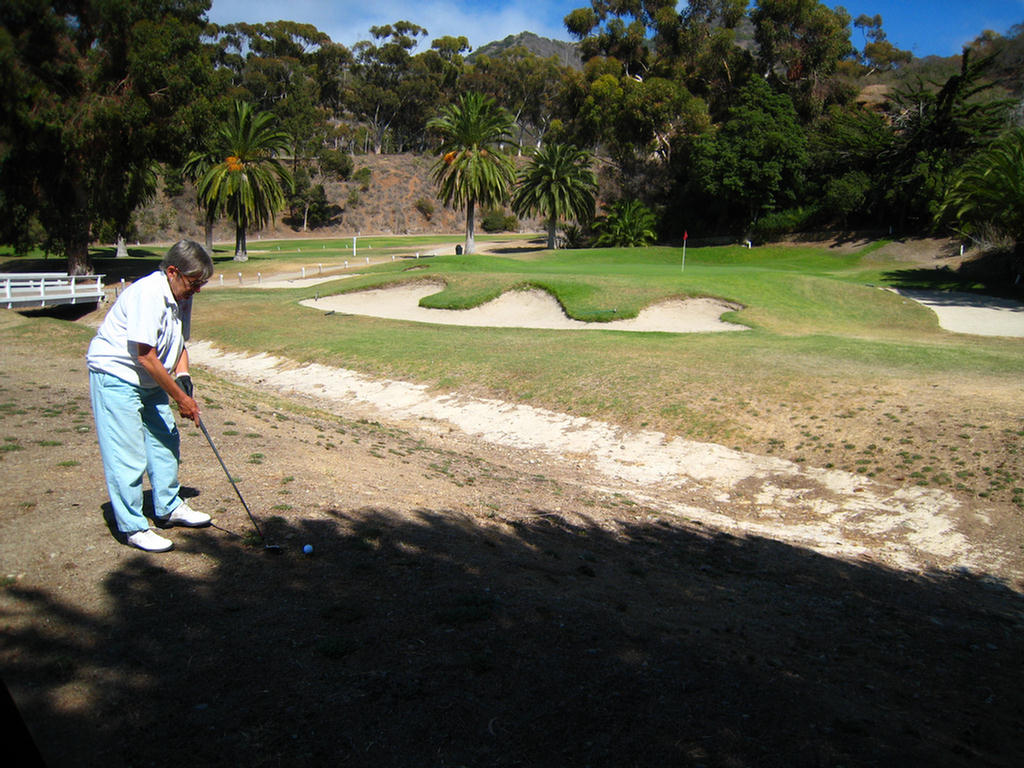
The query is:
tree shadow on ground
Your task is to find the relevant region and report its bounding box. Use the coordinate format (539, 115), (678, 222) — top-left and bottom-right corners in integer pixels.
(1, 248), (270, 287)
(484, 237), (547, 256)
(882, 265), (989, 293)
(883, 247), (1024, 300)
(90, 251), (258, 285)
(0, 250), (164, 282)
(794, 230), (887, 248)
(4, 505), (1023, 768)
(489, 245), (546, 255)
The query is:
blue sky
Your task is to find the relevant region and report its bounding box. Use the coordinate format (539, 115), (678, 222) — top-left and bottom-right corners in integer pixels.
(205, 0), (1023, 58)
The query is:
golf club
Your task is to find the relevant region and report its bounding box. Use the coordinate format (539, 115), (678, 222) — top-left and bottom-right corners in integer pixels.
(198, 418), (282, 554)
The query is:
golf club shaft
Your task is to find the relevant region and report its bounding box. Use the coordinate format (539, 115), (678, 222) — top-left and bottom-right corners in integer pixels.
(198, 418), (265, 541)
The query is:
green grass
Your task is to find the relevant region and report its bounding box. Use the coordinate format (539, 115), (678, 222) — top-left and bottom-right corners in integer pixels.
(181, 238), (1024, 449)
(286, 243), (942, 340)
(1, 235), (531, 284)
(5, 236), (1022, 501)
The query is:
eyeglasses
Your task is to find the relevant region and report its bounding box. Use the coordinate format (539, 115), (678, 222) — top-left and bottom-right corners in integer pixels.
(176, 269), (208, 290)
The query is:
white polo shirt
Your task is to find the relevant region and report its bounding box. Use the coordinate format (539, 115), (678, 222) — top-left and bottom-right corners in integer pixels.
(87, 270), (192, 388)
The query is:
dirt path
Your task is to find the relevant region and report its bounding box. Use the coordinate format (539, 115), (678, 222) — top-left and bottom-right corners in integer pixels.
(2, 308), (1023, 768)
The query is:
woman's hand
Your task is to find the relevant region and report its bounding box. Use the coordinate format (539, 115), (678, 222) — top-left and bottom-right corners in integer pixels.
(173, 389), (201, 424)
(136, 344), (201, 424)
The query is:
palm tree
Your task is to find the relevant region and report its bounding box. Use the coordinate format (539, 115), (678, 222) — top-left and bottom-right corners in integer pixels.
(181, 150), (217, 255)
(592, 199), (659, 247)
(195, 101), (293, 260)
(938, 128), (1024, 244)
(512, 144), (597, 250)
(427, 92), (515, 255)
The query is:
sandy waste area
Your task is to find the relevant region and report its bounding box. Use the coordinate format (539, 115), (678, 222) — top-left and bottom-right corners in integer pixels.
(188, 277), (1024, 580)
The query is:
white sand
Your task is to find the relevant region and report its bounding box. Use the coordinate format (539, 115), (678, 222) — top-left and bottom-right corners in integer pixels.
(299, 282), (747, 334)
(188, 337), (1011, 578)
(276, 277), (1024, 338)
(186, 277), (1022, 577)
(895, 289), (1024, 337)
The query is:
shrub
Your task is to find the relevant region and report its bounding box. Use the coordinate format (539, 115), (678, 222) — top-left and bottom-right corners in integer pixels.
(353, 167), (372, 190)
(751, 206), (818, 242)
(162, 168), (185, 198)
(481, 208), (517, 232)
(319, 149), (353, 181)
(415, 198), (435, 221)
(305, 185), (340, 229)
(592, 199), (657, 247)
(559, 223), (591, 249)
(822, 172), (870, 224)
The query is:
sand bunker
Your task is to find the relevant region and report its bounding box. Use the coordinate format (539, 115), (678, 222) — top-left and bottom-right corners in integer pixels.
(189, 338), (1004, 575)
(895, 289), (1024, 337)
(300, 282), (747, 333)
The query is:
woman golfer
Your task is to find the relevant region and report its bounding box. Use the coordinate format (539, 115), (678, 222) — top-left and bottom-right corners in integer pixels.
(87, 239), (214, 552)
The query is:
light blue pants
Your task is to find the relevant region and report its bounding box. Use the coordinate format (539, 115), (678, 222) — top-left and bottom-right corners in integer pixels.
(89, 370), (184, 533)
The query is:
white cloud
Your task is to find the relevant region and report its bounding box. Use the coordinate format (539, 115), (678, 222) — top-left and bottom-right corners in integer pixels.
(206, 0), (576, 52)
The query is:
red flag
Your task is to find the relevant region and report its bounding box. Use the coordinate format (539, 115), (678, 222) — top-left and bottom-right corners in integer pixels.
(683, 230), (688, 241)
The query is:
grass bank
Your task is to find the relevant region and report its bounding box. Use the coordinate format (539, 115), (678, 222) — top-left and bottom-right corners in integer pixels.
(4, 236), (1022, 507)
(181, 238), (1024, 508)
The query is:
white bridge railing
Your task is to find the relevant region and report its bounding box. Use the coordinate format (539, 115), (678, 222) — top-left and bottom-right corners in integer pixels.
(2, 273), (106, 309)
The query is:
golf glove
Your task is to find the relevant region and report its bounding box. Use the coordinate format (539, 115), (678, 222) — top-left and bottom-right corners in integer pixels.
(176, 374), (194, 398)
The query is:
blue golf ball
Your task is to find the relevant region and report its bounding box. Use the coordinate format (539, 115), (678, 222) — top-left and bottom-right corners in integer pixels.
(303, 544), (313, 555)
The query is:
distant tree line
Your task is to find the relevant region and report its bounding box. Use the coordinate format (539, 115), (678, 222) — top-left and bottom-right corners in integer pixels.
(1, 0), (1022, 273)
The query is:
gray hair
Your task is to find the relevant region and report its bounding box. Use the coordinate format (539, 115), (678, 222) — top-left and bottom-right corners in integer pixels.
(161, 240), (214, 281)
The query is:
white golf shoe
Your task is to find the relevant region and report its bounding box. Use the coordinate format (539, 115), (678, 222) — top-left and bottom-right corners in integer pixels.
(127, 529), (174, 552)
(158, 501), (212, 528)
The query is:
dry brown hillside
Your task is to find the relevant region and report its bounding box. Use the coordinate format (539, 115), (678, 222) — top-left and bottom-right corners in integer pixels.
(136, 153), (542, 244)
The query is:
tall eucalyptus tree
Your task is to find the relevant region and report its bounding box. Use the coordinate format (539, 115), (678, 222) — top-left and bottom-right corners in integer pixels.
(0, 0), (210, 273)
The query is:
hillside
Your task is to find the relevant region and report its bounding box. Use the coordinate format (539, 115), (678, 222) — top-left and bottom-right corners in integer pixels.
(469, 31), (583, 69)
(135, 153), (544, 245)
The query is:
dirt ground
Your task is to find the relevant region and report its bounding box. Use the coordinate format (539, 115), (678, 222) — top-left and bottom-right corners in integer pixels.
(2, 260), (1024, 766)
